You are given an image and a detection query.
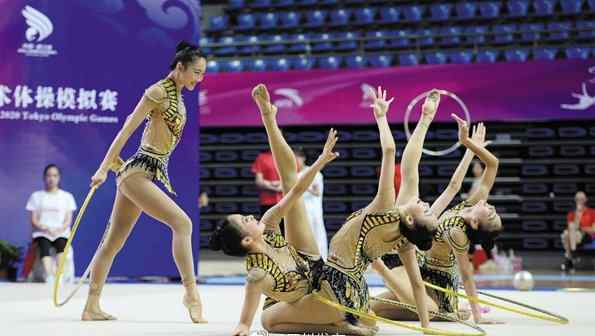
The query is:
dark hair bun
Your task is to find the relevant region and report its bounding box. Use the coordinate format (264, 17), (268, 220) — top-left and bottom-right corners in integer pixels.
(208, 228), (223, 251)
(176, 41), (195, 53)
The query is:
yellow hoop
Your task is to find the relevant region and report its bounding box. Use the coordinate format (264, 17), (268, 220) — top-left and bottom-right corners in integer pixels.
(53, 186), (97, 307)
(313, 293), (486, 336)
(424, 281), (569, 324)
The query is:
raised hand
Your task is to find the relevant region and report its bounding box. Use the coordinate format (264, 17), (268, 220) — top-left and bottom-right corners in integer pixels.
(422, 89), (441, 119)
(316, 128), (340, 165)
(452, 113), (470, 144)
(470, 122), (490, 148)
(251, 83), (277, 117)
(369, 85), (395, 119)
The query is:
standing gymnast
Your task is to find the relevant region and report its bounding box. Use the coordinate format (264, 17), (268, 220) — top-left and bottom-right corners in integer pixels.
(209, 84), (340, 336)
(373, 114), (503, 324)
(81, 41), (207, 323)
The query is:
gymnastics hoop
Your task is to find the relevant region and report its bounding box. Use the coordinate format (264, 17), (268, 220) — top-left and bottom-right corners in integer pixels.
(404, 89), (471, 156)
(370, 296), (486, 333)
(53, 186), (100, 307)
(424, 281), (569, 324)
(312, 293), (486, 336)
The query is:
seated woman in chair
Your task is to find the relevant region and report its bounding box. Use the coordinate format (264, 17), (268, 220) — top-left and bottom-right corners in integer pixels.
(25, 164), (77, 283)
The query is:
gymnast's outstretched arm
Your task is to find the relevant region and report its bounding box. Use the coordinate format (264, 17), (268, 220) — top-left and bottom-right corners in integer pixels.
(452, 114), (499, 205)
(90, 96), (154, 188)
(395, 89), (440, 206)
(260, 130), (340, 228)
(366, 86), (397, 212)
(430, 123), (488, 216)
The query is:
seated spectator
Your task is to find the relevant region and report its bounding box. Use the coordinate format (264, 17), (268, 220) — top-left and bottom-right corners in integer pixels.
(561, 191), (595, 272)
(25, 164), (77, 283)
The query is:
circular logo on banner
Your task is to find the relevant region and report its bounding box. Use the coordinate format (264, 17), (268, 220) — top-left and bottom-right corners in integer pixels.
(404, 89), (471, 156)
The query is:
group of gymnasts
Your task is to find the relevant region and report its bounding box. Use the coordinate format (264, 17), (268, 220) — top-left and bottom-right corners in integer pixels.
(83, 42), (502, 335)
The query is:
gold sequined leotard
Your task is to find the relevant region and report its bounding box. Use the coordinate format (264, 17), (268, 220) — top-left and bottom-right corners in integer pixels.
(422, 201), (472, 313)
(314, 208), (412, 323)
(115, 78), (186, 195)
(245, 230), (321, 309)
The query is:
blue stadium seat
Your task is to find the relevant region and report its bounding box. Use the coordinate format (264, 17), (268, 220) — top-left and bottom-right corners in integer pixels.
(565, 47), (591, 59)
(297, 0), (317, 4)
(369, 54), (394, 68)
(416, 28), (434, 46)
(252, 0), (271, 7)
(448, 50), (473, 64)
(289, 55), (314, 69)
(354, 8), (376, 24)
(577, 21), (595, 38)
(199, 36), (212, 54)
(245, 58), (267, 71)
(590, 0), (595, 9)
(222, 59), (244, 72)
(237, 13), (255, 30)
(288, 33), (308, 52)
(520, 23), (545, 41)
(311, 33), (333, 52)
(479, 2), (501, 18)
(476, 49), (500, 63)
(507, 0), (529, 17)
(380, 7), (400, 23)
(493, 24), (517, 44)
(238, 35), (260, 54)
(425, 51), (447, 64)
(330, 9), (351, 25)
(390, 29), (411, 47)
(258, 12), (278, 29)
(548, 22), (572, 40)
(533, 0), (556, 15)
(345, 55), (368, 69)
(365, 30), (387, 49)
(214, 36), (236, 56)
(440, 26), (463, 46)
(560, 0), (584, 14)
(229, 0), (244, 9)
(533, 47), (558, 60)
(430, 3), (452, 21)
(263, 34), (286, 53)
(456, 2), (477, 19)
(335, 31), (359, 51)
(403, 5), (425, 21)
(206, 59), (219, 72)
(279, 11), (301, 28)
(317, 55), (342, 69)
(269, 58), (290, 71)
(209, 15), (228, 31)
(320, 0), (338, 3)
(305, 10), (327, 27)
(465, 26), (488, 44)
(399, 53), (419, 66)
(505, 48), (529, 62)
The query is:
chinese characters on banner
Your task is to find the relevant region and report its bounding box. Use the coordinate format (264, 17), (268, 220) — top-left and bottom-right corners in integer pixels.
(0, 83), (119, 124)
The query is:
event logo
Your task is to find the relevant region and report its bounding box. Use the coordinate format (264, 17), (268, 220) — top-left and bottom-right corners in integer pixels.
(561, 66), (595, 111)
(17, 6), (58, 57)
(273, 88), (303, 109)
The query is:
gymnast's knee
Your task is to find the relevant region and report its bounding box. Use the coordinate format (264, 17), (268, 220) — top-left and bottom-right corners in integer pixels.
(261, 311), (275, 332)
(171, 214), (193, 236)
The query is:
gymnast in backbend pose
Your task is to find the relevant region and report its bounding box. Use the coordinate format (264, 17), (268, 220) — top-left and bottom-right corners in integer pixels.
(81, 42), (207, 323)
(209, 84), (344, 336)
(372, 114), (503, 325)
(256, 88), (443, 336)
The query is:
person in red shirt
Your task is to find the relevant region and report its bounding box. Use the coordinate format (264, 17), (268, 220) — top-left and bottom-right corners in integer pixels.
(561, 191), (595, 272)
(251, 150), (283, 215)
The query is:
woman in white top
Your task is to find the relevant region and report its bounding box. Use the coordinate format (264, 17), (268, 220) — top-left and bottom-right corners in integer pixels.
(26, 164), (77, 282)
(295, 148), (328, 260)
